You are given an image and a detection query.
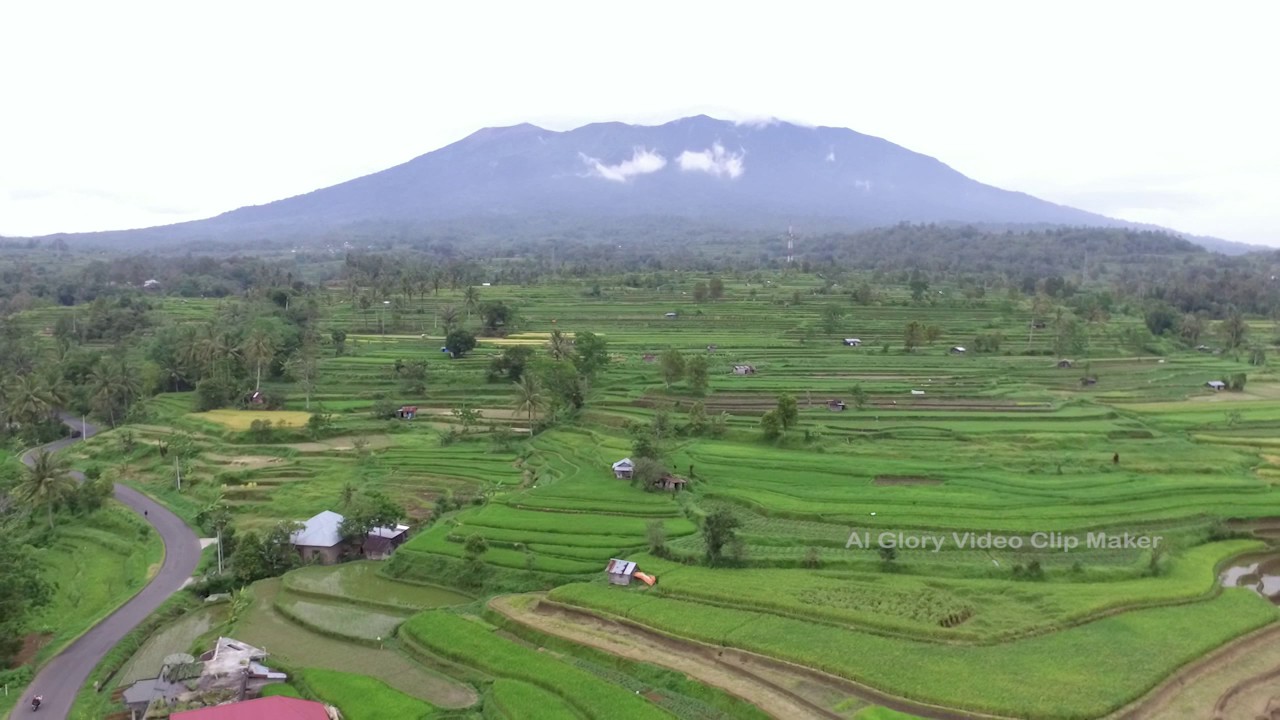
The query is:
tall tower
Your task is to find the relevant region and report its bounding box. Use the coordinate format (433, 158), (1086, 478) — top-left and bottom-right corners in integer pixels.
(786, 226), (794, 264)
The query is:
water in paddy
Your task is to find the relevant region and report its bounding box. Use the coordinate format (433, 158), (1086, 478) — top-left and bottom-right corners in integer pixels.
(1220, 555), (1280, 602)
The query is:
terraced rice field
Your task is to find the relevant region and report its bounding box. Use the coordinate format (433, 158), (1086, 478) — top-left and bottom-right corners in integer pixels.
(58, 276), (1280, 718)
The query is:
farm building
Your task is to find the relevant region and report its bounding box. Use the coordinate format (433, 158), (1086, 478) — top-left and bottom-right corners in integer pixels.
(396, 405), (418, 420)
(1057, 359), (1074, 369)
(1196, 345), (1213, 353)
(123, 637), (293, 720)
(843, 338), (862, 346)
(1080, 376), (1098, 386)
(606, 558), (637, 585)
(1030, 320), (1047, 330)
(290, 510), (409, 564)
(707, 344), (718, 352)
(245, 390), (265, 405)
(611, 458), (634, 479)
(828, 400), (846, 411)
(911, 389), (925, 396)
(363, 523), (411, 559)
(732, 365), (756, 375)
(664, 312), (678, 319)
(1206, 380), (1227, 391)
(949, 346), (967, 355)
(642, 353), (657, 363)
(653, 474), (688, 491)
(143, 278), (161, 290)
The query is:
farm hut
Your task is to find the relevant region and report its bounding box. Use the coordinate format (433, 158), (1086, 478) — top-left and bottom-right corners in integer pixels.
(143, 278), (161, 290)
(1196, 345), (1213, 353)
(1206, 380), (1227, 391)
(828, 400), (846, 411)
(1057, 359), (1074, 369)
(664, 312), (678, 319)
(606, 558), (638, 585)
(1030, 320), (1047, 330)
(654, 474), (688, 491)
(843, 338), (862, 347)
(910, 389), (925, 396)
(612, 458), (634, 479)
(642, 353), (657, 363)
(949, 346), (967, 355)
(363, 523), (410, 560)
(732, 365), (756, 375)
(707, 344), (718, 352)
(1080, 376), (1098, 386)
(396, 405), (418, 420)
(245, 390), (265, 405)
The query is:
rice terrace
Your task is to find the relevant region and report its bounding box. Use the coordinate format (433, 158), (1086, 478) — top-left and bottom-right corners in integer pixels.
(4, 228), (1280, 720)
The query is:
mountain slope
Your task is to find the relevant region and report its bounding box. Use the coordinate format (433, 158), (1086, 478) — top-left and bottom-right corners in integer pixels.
(32, 116), (1248, 252)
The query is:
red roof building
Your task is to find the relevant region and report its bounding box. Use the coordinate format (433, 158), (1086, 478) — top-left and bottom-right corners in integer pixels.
(171, 696), (329, 720)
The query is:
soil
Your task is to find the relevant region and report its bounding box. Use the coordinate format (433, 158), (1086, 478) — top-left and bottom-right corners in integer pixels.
(489, 595), (1000, 720)
(285, 435), (394, 452)
(874, 476), (943, 486)
(9, 633), (51, 668)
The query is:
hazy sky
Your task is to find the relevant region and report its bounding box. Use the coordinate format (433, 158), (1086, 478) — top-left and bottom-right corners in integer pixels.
(2, 1), (1277, 244)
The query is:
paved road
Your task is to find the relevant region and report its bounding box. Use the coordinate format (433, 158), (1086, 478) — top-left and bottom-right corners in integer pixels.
(10, 414), (201, 720)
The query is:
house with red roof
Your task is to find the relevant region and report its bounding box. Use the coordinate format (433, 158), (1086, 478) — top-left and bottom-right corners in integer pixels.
(171, 696), (331, 720)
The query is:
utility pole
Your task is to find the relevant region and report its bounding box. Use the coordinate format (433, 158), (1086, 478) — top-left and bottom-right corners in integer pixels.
(175, 457), (182, 492)
(81, 415), (86, 438)
(216, 526), (224, 574)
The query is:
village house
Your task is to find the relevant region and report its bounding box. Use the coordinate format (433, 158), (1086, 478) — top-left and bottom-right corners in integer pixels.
(949, 346), (967, 355)
(121, 637), (292, 720)
(732, 365), (756, 375)
(396, 405), (418, 420)
(611, 458), (634, 479)
(828, 399), (846, 411)
(1057, 359), (1074, 369)
(1206, 380), (1227, 391)
(653, 474), (688, 491)
(289, 510), (409, 564)
(363, 523), (411, 560)
(843, 338), (862, 346)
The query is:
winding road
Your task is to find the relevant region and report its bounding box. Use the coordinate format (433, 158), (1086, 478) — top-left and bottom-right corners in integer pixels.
(9, 414), (201, 720)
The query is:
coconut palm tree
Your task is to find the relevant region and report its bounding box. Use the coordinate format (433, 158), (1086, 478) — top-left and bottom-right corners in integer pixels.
(241, 328), (275, 391)
(463, 286), (480, 321)
(6, 373), (53, 429)
(16, 449), (77, 529)
(512, 375), (544, 431)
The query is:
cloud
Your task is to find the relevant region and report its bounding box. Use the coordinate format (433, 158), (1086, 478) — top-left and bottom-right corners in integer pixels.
(676, 143), (745, 179)
(579, 147), (666, 182)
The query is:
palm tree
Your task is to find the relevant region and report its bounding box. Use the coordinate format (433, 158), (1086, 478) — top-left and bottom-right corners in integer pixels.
(512, 375), (544, 431)
(547, 330), (573, 361)
(6, 373), (52, 428)
(16, 449), (77, 529)
(463, 286), (480, 321)
(242, 329), (275, 391)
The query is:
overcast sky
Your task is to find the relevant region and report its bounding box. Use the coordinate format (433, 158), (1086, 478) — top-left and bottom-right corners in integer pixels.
(2, 1), (1276, 245)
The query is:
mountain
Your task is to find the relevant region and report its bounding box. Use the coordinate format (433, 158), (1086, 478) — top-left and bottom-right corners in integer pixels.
(32, 116), (1253, 253)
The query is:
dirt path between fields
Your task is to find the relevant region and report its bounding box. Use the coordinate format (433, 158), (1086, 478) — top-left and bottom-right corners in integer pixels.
(1111, 621), (1280, 719)
(489, 595), (1003, 720)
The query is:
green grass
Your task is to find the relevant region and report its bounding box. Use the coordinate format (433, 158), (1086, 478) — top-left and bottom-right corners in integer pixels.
(400, 610), (672, 720)
(487, 679), (579, 719)
(28, 506), (164, 662)
(293, 667), (438, 720)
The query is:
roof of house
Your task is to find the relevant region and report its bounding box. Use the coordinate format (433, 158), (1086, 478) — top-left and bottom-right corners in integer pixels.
(951, 346), (966, 352)
(171, 696), (330, 720)
(291, 511), (345, 548)
(1207, 380), (1226, 387)
(368, 524), (410, 539)
(612, 458), (634, 469)
(606, 558), (637, 576)
(122, 677), (160, 706)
